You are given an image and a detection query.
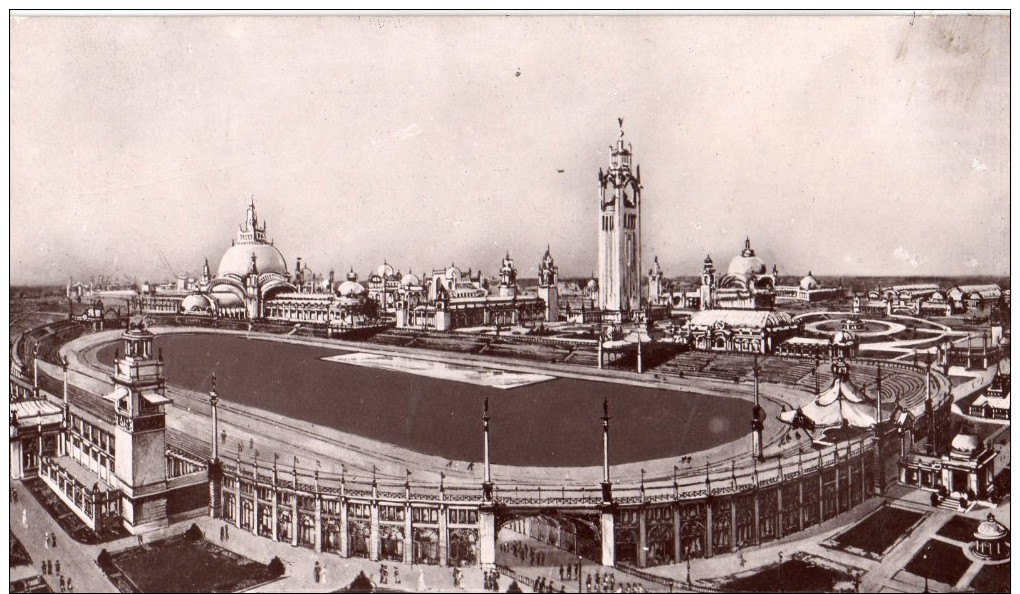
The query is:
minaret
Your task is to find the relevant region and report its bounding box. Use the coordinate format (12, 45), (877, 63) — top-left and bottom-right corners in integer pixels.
(700, 255), (716, 311)
(598, 118), (642, 320)
(201, 257), (211, 287)
(537, 246), (559, 322)
(245, 253), (261, 319)
(647, 256), (663, 306)
(109, 321), (170, 533)
(498, 252), (517, 298)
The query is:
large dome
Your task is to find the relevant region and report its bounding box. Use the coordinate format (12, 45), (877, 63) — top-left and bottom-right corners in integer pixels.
(800, 273), (819, 290)
(950, 433), (982, 457)
(727, 255), (767, 278)
(217, 243), (288, 278)
(337, 280), (366, 297)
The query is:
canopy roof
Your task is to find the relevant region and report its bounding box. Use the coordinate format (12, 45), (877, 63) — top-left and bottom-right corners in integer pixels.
(779, 366), (878, 429)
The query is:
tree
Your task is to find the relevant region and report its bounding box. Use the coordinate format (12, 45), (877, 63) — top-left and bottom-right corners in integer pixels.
(507, 581), (523, 593)
(184, 523), (204, 541)
(345, 571), (374, 592)
(268, 557), (285, 577)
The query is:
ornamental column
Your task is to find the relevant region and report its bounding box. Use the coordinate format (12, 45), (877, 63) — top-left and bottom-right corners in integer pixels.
(600, 398), (615, 567)
(751, 355), (765, 461)
(479, 398), (496, 568)
(208, 373), (223, 518)
(60, 357), (70, 456)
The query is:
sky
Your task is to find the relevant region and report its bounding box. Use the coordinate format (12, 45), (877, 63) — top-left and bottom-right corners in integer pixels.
(9, 14), (1011, 286)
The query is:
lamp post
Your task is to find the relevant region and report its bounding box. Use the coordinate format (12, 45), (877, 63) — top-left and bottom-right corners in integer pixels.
(778, 551), (784, 593)
(922, 544), (931, 593)
(577, 554), (583, 593)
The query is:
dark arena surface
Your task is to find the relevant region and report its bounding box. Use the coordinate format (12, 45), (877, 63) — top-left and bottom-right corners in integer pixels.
(96, 333), (751, 467)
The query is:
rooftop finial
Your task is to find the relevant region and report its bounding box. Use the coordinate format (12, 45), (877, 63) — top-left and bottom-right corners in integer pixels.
(618, 117), (624, 137)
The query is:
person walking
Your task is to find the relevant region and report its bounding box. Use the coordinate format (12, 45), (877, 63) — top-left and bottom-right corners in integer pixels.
(22, 508), (28, 529)
(55, 560), (61, 574)
(313, 560), (321, 583)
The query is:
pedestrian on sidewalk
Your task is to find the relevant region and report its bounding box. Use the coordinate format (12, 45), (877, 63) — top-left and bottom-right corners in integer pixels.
(47, 560), (53, 575)
(40, 561), (47, 576)
(394, 567), (400, 584)
(22, 508), (28, 529)
(59, 576), (65, 592)
(313, 560), (321, 583)
(51, 533), (57, 548)
(320, 563), (328, 585)
(225, 524), (230, 540)
(44, 531), (50, 549)
(55, 560), (61, 574)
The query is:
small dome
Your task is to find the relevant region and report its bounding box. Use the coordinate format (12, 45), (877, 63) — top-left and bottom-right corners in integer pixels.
(950, 432), (982, 456)
(337, 280), (366, 297)
(586, 279), (598, 289)
(377, 262), (395, 278)
(800, 273), (819, 290)
(401, 273), (420, 287)
(976, 514), (1008, 539)
(181, 294), (213, 312)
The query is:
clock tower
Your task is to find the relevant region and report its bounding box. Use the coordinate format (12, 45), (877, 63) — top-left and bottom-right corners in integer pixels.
(598, 119), (642, 321)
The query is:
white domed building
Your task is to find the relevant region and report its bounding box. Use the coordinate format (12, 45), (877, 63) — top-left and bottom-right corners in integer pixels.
(367, 261), (402, 313)
(699, 237), (777, 310)
(774, 270), (844, 303)
(201, 200), (297, 319)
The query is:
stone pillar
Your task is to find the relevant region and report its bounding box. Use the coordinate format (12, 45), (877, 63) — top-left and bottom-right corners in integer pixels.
(479, 508), (496, 568)
(672, 507), (682, 564)
(234, 464), (242, 530)
(314, 495), (323, 554)
(600, 510), (615, 567)
(291, 492), (299, 547)
(339, 499), (350, 558)
(834, 463), (841, 514)
(797, 479), (804, 532)
(438, 506), (449, 567)
(818, 467), (825, 522)
(403, 505), (413, 564)
(369, 502), (380, 561)
(775, 487), (784, 539)
(730, 503), (737, 553)
(637, 509), (647, 567)
(272, 485), (280, 542)
(252, 496), (261, 536)
(704, 503), (714, 559)
(752, 492), (761, 545)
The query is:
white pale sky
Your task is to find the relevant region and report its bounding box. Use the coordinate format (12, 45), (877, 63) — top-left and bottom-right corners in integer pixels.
(9, 14), (1010, 285)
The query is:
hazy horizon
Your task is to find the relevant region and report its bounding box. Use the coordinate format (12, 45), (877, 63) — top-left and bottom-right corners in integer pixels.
(10, 15), (1010, 285)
